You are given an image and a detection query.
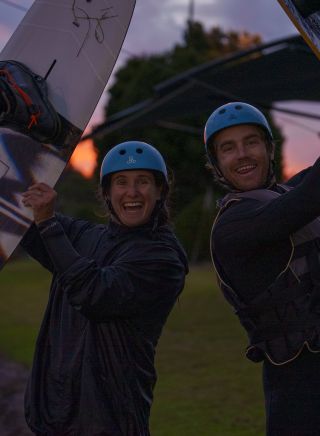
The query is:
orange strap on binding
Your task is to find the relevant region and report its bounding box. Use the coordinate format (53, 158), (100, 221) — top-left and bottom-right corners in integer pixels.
(0, 68), (41, 130)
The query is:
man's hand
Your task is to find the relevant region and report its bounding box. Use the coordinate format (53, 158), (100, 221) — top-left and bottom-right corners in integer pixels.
(22, 182), (57, 224)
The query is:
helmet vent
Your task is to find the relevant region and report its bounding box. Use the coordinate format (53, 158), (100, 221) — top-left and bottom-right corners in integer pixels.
(219, 109), (226, 114)
(119, 149), (126, 155)
(136, 148), (143, 154)
(235, 105), (242, 110)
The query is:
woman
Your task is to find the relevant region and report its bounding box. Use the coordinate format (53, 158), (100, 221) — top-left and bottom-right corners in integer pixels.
(21, 140), (188, 436)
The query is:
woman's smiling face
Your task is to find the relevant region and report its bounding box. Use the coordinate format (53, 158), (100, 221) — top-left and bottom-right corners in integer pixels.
(109, 170), (162, 227)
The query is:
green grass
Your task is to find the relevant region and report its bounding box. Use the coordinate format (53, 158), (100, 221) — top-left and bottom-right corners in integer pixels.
(151, 266), (265, 435)
(0, 257), (50, 365)
(0, 259), (265, 435)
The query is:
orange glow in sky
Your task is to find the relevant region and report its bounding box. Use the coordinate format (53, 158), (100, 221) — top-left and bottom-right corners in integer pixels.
(69, 130), (318, 181)
(70, 139), (97, 178)
(273, 102), (320, 181)
(69, 102), (320, 181)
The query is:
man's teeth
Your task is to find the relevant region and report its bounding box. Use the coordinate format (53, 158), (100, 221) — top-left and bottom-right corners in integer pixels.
(236, 165), (256, 174)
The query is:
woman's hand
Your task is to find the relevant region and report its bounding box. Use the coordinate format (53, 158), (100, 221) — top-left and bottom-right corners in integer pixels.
(22, 182), (57, 224)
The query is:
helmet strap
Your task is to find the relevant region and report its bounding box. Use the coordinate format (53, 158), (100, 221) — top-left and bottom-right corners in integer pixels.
(266, 158), (276, 188)
(105, 197), (121, 224)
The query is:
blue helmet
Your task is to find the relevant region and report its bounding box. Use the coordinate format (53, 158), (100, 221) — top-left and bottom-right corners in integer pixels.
(100, 141), (168, 186)
(204, 102), (273, 163)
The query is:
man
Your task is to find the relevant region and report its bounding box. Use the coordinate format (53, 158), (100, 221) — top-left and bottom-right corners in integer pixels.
(21, 141), (188, 436)
(204, 102), (320, 435)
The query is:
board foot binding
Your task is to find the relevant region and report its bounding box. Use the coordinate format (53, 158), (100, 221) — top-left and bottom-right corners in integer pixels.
(0, 60), (63, 144)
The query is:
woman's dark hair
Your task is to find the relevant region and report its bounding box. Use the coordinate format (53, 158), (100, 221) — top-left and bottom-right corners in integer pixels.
(153, 170), (171, 225)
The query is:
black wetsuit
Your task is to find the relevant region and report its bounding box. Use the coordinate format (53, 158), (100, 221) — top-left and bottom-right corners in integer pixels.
(212, 158), (320, 435)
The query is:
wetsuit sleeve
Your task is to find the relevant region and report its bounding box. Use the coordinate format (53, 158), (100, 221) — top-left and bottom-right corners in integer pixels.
(34, 218), (187, 321)
(20, 214), (88, 273)
(286, 166), (312, 187)
(20, 222), (54, 272)
(214, 157), (320, 253)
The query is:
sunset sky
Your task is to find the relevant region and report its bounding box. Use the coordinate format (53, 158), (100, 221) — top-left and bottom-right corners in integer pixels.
(0, 0), (319, 178)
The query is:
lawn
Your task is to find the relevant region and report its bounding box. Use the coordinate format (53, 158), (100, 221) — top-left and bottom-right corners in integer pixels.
(0, 258), (265, 435)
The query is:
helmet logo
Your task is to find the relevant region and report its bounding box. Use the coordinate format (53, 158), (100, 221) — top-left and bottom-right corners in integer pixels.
(126, 155), (136, 164)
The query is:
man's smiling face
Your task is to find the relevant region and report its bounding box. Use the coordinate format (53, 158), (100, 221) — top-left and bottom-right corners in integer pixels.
(213, 124), (274, 191)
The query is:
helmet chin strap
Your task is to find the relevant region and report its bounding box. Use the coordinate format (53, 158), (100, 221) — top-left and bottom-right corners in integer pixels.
(266, 159), (276, 188)
(104, 197), (120, 225)
(105, 198), (125, 226)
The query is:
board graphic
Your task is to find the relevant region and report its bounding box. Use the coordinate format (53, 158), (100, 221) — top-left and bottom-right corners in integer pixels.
(0, 0), (136, 270)
(277, 0), (320, 59)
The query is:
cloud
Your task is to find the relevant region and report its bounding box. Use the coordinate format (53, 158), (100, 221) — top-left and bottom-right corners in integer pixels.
(124, 0), (186, 54)
(124, 0), (298, 56)
(195, 0), (297, 39)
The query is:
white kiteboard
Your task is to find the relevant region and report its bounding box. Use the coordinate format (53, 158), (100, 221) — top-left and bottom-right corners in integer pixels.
(0, 0), (136, 269)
